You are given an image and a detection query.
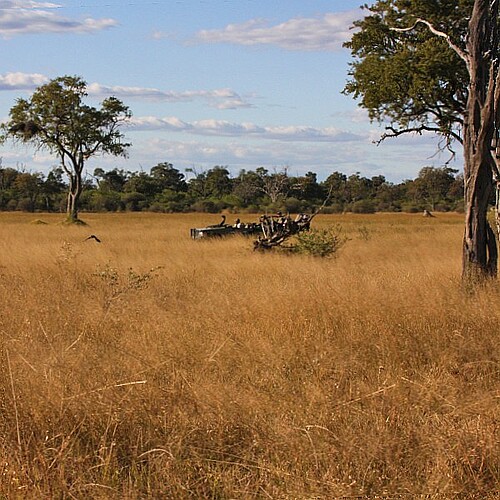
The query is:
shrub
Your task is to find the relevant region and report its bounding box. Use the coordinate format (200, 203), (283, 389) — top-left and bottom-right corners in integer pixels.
(6, 199), (17, 211)
(452, 200), (465, 213)
(434, 202), (452, 212)
(190, 199), (219, 213)
(284, 197), (304, 213)
(240, 204), (261, 214)
(17, 197), (35, 212)
(401, 203), (422, 213)
(221, 194), (244, 209)
(122, 192), (146, 211)
(89, 191), (122, 212)
(322, 203), (344, 214)
(352, 199), (376, 214)
(262, 202), (286, 214)
(292, 224), (348, 257)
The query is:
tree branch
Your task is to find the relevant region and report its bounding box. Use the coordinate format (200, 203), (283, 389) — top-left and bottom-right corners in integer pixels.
(391, 18), (469, 69)
(309, 183), (335, 223)
(377, 124), (462, 144)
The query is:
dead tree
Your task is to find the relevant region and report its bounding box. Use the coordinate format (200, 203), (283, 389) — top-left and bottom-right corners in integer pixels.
(253, 187), (333, 250)
(254, 213), (311, 250)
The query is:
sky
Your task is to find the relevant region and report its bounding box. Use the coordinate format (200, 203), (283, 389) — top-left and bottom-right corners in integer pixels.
(0, 0), (463, 182)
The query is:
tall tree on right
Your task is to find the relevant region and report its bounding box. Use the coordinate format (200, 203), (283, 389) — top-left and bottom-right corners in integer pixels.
(345, 0), (500, 283)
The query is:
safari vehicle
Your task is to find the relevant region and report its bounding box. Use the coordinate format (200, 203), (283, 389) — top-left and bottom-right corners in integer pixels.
(190, 213), (312, 242)
(191, 193), (328, 247)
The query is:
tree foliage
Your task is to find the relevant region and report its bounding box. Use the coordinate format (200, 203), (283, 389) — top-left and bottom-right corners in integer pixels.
(1, 75), (131, 221)
(344, 0), (471, 147)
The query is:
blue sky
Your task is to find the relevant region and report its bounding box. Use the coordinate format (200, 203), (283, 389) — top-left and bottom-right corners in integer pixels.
(0, 0), (461, 182)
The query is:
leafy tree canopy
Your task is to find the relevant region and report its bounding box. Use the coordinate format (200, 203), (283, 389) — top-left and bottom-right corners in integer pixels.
(344, 0), (473, 146)
(3, 76), (131, 159)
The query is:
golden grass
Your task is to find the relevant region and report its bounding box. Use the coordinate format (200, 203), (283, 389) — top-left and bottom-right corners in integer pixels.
(0, 212), (498, 498)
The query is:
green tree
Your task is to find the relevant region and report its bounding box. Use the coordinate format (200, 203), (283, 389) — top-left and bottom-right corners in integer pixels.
(94, 167), (130, 192)
(13, 171), (43, 212)
(1, 76), (131, 222)
(232, 169), (264, 207)
(123, 171), (159, 209)
(186, 168), (209, 199)
(150, 162), (187, 192)
(411, 166), (457, 210)
(323, 171), (348, 208)
(345, 173), (374, 204)
(205, 166), (232, 198)
(292, 171), (325, 203)
(344, 0), (500, 282)
(0, 165), (19, 209)
(373, 181), (402, 212)
(41, 167), (66, 212)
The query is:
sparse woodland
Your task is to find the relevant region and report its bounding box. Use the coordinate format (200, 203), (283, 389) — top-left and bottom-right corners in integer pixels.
(0, 212), (498, 498)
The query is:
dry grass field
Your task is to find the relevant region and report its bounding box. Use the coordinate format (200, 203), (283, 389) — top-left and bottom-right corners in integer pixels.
(0, 211), (498, 499)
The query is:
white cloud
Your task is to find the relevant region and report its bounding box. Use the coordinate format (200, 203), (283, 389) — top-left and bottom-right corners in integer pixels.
(1, 125), (461, 182)
(150, 29), (175, 41)
(124, 133), (447, 181)
(0, 73), (254, 109)
(343, 107), (370, 124)
(0, 0), (118, 37)
(128, 116), (191, 132)
(192, 10), (361, 52)
(144, 138), (293, 166)
(87, 83), (254, 109)
(0, 71), (48, 90)
(128, 115), (364, 143)
(3, 1), (61, 8)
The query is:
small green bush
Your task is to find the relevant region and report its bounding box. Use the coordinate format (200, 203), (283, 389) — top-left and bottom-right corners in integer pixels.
(322, 203), (344, 214)
(283, 197), (303, 213)
(292, 224), (348, 257)
(401, 203), (422, 213)
(352, 199), (376, 214)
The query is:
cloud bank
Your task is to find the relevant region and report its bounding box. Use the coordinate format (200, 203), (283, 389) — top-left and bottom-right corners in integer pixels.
(0, 71), (49, 90)
(193, 10), (361, 52)
(0, 72), (255, 109)
(129, 115), (363, 143)
(87, 83), (254, 110)
(0, 0), (117, 36)
(0, 72), (254, 110)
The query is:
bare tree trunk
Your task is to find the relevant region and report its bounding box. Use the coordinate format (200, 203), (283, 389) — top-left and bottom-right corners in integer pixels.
(462, 0), (499, 282)
(67, 191), (80, 221)
(462, 151), (496, 281)
(495, 183), (500, 240)
(66, 168), (83, 222)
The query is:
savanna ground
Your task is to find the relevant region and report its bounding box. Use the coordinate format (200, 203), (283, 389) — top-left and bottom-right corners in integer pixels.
(0, 211), (498, 499)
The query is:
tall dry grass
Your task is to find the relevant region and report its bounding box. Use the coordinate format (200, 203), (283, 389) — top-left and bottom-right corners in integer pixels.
(0, 212), (498, 498)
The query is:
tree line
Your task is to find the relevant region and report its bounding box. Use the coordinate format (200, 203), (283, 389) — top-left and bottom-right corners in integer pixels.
(0, 160), (465, 215)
